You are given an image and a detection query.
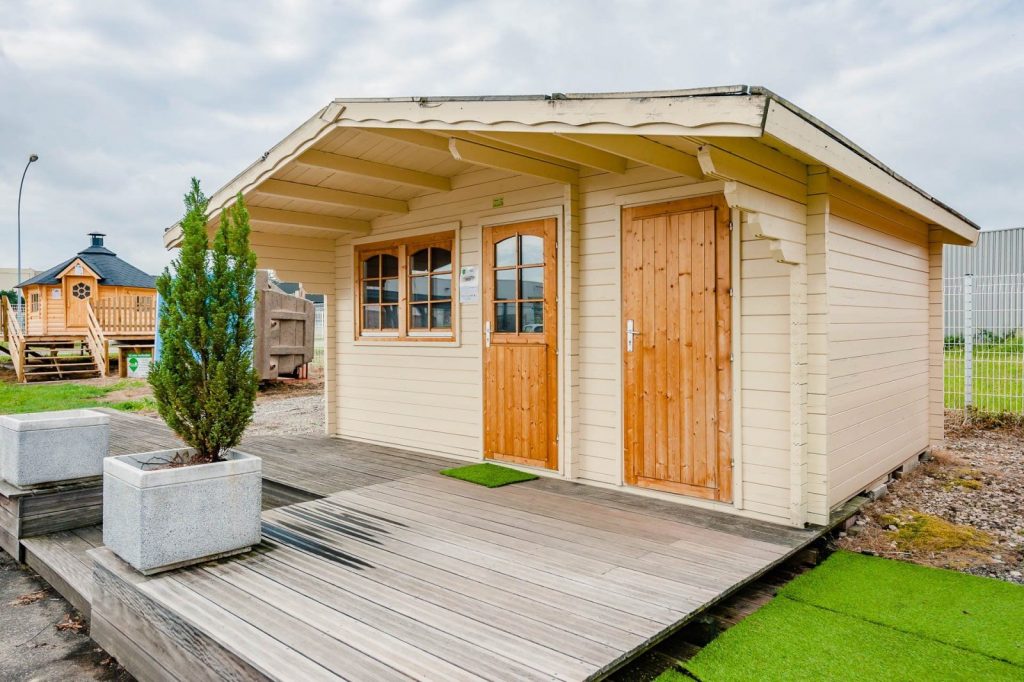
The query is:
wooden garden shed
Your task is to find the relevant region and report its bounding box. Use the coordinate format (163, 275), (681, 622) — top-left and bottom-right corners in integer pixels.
(2, 233), (156, 381)
(164, 86), (978, 528)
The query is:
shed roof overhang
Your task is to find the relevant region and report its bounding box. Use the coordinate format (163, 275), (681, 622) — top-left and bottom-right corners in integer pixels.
(164, 86), (978, 248)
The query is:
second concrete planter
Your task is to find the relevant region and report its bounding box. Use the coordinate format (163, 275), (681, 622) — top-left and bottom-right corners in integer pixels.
(102, 448), (262, 575)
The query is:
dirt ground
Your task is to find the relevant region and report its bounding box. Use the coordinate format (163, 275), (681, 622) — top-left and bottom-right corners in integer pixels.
(838, 413), (1024, 584)
(0, 552), (132, 681)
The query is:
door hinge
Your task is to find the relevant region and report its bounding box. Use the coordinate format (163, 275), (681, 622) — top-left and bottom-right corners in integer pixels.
(728, 287), (734, 297)
(728, 220), (734, 231)
(730, 353), (734, 362)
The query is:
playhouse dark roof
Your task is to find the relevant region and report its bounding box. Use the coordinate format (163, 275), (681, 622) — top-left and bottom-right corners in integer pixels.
(17, 234), (157, 289)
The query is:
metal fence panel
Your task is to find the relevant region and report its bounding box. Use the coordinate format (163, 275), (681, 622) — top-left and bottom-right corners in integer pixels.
(944, 272), (1024, 414)
(312, 302), (325, 368)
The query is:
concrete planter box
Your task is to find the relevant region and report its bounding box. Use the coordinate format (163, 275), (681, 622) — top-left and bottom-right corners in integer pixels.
(0, 410), (110, 488)
(103, 449), (262, 575)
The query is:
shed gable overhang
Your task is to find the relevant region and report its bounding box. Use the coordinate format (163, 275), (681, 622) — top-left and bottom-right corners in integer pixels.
(56, 257), (102, 282)
(164, 86), (978, 248)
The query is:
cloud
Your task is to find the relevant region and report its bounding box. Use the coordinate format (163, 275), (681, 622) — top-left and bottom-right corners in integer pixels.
(0, 0), (1021, 275)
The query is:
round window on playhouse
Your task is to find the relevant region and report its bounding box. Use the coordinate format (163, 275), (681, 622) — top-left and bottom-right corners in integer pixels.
(72, 283), (91, 299)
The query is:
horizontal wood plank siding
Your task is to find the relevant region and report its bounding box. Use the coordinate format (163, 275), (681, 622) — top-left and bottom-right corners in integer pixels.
(827, 181), (930, 503)
(335, 168), (563, 459)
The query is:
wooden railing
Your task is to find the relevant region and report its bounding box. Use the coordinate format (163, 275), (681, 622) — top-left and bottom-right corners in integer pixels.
(85, 304), (108, 378)
(2, 297), (26, 381)
(93, 295), (156, 335)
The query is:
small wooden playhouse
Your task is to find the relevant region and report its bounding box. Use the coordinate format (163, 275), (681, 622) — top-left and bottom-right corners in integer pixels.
(2, 233), (157, 381)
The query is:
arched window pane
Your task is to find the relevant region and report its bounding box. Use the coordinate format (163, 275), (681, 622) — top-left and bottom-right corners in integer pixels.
(362, 255), (380, 278)
(380, 254), (399, 278)
(410, 249), (429, 275)
(431, 248), (452, 273)
(520, 235), (543, 265)
(495, 237), (516, 267)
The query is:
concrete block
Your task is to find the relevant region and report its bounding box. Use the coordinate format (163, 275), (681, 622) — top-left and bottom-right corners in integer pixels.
(0, 410), (110, 488)
(103, 449), (262, 575)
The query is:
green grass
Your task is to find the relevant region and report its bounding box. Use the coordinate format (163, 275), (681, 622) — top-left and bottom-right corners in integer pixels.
(0, 379), (155, 415)
(945, 343), (1024, 413)
(439, 463), (538, 488)
(672, 551), (1024, 681)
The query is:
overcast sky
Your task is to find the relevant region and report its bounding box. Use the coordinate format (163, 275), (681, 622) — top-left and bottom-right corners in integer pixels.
(1, 0), (1021, 275)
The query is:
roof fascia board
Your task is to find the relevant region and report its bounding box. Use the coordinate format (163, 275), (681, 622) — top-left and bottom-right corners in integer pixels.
(164, 101), (347, 248)
(56, 257), (101, 281)
(762, 99), (978, 243)
(328, 93), (766, 135)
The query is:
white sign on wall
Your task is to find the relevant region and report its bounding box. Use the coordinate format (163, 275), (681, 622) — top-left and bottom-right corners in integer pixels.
(459, 265), (479, 304)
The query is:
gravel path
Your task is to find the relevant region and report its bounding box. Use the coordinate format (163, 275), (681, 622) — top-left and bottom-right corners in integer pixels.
(247, 393), (325, 436)
(838, 416), (1024, 584)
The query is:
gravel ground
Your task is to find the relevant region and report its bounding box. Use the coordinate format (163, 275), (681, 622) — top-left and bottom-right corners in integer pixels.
(838, 414), (1024, 584)
(247, 393), (326, 436)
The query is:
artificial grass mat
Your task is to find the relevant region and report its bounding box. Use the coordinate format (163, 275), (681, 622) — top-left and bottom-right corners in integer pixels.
(780, 551), (1024, 667)
(439, 463), (538, 488)
(684, 596), (1022, 682)
(681, 551), (1024, 681)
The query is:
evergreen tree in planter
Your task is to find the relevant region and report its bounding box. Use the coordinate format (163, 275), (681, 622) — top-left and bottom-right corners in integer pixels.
(103, 179), (263, 575)
(149, 179), (259, 463)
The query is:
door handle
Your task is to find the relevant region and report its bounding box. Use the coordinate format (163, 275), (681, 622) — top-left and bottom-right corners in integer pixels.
(485, 321), (492, 348)
(626, 319), (641, 352)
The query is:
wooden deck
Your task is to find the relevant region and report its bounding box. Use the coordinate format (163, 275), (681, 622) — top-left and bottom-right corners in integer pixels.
(29, 412), (828, 680)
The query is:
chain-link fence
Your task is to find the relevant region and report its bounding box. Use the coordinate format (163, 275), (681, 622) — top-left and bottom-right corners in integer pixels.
(944, 273), (1024, 414)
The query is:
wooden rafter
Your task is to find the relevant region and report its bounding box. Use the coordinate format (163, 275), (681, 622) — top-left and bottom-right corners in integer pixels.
(448, 138), (578, 184)
(296, 149), (451, 192)
(558, 133), (704, 179)
(473, 131), (628, 173)
(363, 128), (451, 153)
(255, 179), (408, 214)
(246, 206), (371, 235)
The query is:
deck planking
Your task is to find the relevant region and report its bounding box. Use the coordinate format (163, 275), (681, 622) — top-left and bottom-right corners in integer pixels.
(42, 411), (833, 680)
(90, 471), (814, 681)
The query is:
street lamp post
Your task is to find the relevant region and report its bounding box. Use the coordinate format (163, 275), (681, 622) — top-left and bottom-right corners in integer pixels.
(16, 154), (39, 310)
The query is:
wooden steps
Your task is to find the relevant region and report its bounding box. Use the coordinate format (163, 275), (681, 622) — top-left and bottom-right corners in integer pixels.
(19, 341), (101, 381)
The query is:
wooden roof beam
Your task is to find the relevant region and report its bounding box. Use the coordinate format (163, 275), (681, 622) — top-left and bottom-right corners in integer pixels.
(296, 149), (451, 192)
(557, 133), (704, 179)
(473, 131), (628, 174)
(447, 138), (579, 184)
(255, 179), (408, 214)
(363, 128), (451, 153)
(246, 206), (372, 236)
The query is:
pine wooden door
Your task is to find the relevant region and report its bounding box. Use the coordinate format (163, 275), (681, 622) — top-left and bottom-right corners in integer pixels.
(65, 276), (95, 329)
(622, 196), (732, 501)
(482, 218), (558, 469)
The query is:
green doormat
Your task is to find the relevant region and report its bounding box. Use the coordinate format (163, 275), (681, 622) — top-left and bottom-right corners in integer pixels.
(440, 463), (539, 488)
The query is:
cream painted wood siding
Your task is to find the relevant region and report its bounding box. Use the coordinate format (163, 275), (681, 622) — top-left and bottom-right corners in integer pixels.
(805, 168), (830, 526)
(334, 168), (564, 458)
(826, 181), (931, 503)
